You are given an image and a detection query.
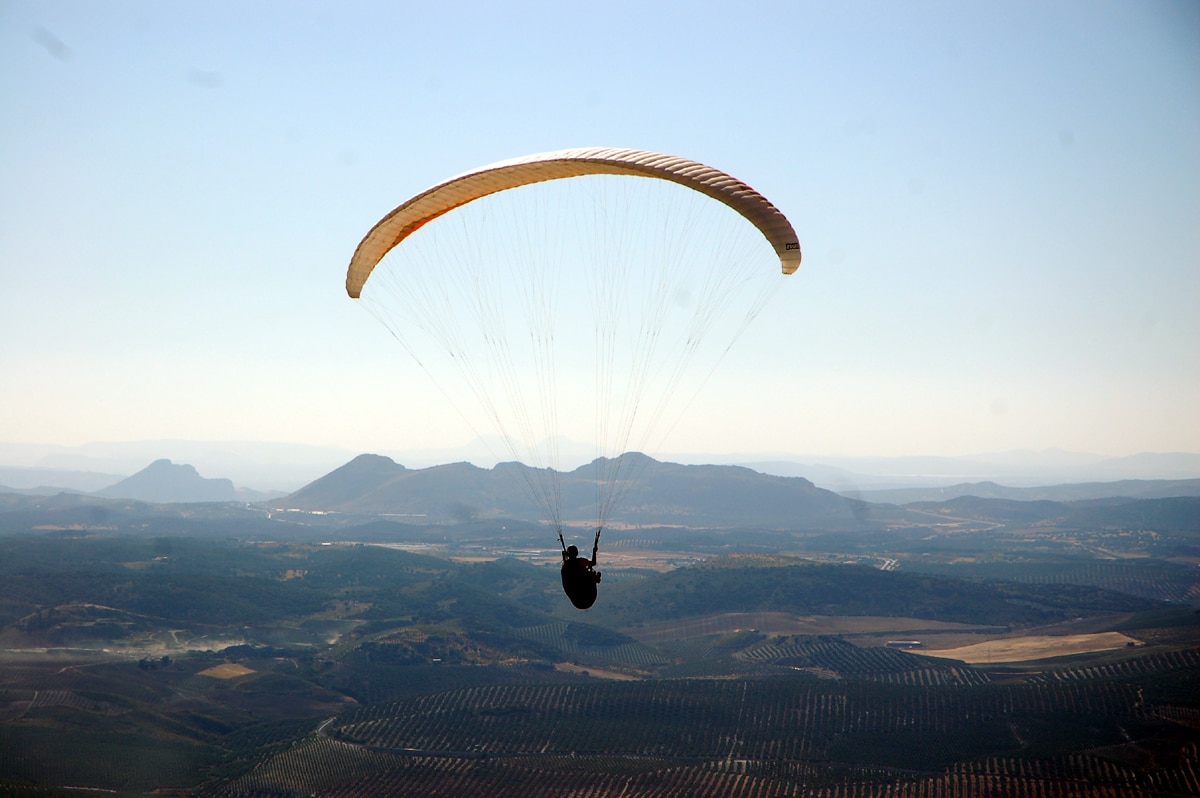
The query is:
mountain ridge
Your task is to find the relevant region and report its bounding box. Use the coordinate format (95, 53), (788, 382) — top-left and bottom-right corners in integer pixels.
(4, 440), (1199, 494)
(4, 451), (1199, 516)
(848, 478), (1200, 504)
(280, 452), (862, 527)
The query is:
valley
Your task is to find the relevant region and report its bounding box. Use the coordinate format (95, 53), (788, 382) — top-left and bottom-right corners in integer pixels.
(1, 457), (1197, 796)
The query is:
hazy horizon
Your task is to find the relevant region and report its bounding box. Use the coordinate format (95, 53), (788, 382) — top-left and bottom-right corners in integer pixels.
(2, 436), (1198, 494)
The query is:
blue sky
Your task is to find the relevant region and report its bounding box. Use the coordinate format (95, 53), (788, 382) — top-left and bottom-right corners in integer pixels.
(2, 0), (1197, 462)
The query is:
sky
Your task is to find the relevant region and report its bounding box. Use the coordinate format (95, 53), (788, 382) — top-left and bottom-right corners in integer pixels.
(2, 0), (1198, 467)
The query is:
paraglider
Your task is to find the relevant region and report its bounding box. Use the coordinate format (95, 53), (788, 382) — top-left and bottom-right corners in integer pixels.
(559, 530), (601, 610)
(346, 147), (800, 609)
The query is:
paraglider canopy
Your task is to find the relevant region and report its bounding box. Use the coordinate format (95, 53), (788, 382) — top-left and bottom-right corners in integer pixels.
(347, 147), (800, 299)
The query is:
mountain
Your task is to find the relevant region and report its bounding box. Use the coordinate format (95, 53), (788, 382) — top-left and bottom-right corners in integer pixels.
(849, 478), (1200, 504)
(897, 493), (1200, 535)
(594, 454), (867, 527)
(280, 453), (870, 528)
(96, 459), (241, 503)
(739, 450), (1200, 491)
(6, 440), (1198, 494)
(280, 453), (410, 509)
(0, 466), (123, 494)
(0, 440), (355, 492)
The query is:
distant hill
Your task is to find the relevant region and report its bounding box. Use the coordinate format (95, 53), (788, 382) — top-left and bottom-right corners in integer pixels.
(0, 439), (354, 492)
(276, 452), (1200, 534)
(7, 440), (1198, 494)
(743, 450), (1200, 490)
(0, 461), (284, 502)
(283, 455), (519, 520)
(96, 459), (242, 503)
(0, 466), (123, 494)
(284, 453), (410, 508)
(850, 478), (1200, 504)
(604, 455), (870, 527)
(280, 453), (871, 528)
(900, 493), (1200, 535)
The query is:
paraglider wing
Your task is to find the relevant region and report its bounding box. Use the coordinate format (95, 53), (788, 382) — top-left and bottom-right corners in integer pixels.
(346, 147), (801, 299)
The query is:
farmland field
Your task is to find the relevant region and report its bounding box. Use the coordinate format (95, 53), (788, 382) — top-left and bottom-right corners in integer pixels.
(209, 663), (1200, 797)
(919, 632), (1143, 664)
(625, 612), (994, 643)
(199, 662), (257, 679)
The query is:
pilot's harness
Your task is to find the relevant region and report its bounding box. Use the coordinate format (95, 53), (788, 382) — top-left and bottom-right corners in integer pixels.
(559, 528), (601, 571)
